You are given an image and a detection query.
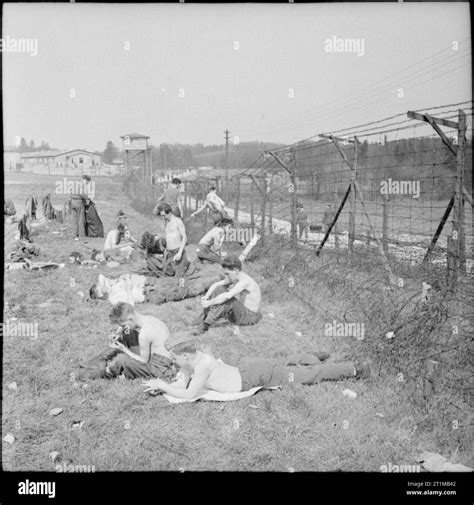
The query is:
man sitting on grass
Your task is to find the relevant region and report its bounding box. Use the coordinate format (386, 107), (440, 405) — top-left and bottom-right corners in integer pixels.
(142, 333), (371, 399)
(104, 302), (176, 380)
(193, 255), (262, 334)
(196, 217), (233, 264)
(104, 222), (137, 260)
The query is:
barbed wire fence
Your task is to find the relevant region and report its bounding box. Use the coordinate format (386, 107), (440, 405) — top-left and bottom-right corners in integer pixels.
(180, 102), (473, 429)
(188, 101), (473, 286)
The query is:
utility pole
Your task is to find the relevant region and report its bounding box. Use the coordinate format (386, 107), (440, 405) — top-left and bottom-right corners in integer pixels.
(224, 129), (230, 182)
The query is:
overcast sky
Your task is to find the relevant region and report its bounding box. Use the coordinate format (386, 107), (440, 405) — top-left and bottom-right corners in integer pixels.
(2, 2), (471, 151)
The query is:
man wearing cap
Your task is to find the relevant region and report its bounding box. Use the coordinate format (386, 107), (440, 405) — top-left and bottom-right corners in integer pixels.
(142, 333), (372, 400)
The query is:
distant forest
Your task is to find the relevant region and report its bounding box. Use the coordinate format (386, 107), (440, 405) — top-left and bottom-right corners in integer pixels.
(293, 136), (472, 200)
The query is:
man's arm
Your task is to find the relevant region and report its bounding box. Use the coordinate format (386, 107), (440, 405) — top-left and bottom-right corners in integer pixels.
(206, 279), (248, 306)
(170, 369), (191, 389)
(191, 201), (210, 218)
(113, 332), (151, 363)
(174, 220), (187, 260)
(204, 278), (231, 299)
(143, 361), (211, 399)
(177, 193), (184, 217)
(215, 230), (225, 252)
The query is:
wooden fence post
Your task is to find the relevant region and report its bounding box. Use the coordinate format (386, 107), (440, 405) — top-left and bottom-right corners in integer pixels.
(290, 151), (298, 249)
(260, 177), (267, 245)
(382, 194), (389, 255)
(455, 110), (467, 277)
(268, 175), (273, 235)
(250, 180), (255, 233)
(349, 139), (358, 252)
(234, 176), (241, 224)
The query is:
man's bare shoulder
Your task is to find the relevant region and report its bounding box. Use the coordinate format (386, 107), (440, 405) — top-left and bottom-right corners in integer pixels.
(240, 271), (257, 285)
(195, 352), (215, 371)
(141, 315), (169, 333)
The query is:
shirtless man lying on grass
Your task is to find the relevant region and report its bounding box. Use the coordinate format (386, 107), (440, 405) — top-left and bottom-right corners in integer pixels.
(142, 333), (372, 400)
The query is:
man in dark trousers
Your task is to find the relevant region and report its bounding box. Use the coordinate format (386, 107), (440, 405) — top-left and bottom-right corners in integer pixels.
(154, 178), (183, 218)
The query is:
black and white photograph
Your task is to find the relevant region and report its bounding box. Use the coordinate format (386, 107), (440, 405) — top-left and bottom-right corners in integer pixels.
(1, 1), (472, 504)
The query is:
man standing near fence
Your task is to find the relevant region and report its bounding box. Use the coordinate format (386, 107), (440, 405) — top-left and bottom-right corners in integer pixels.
(154, 178), (183, 218)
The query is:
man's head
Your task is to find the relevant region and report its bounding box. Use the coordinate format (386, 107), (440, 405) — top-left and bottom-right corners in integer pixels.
(165, 331), (198, 368)
(109, 302), (138, 330)
(217, 217), (233, 232)
(209, 186), (217, 192)
(221, 255), (242, 282)
(171, 178), (181, 187)
(157, 203), (173, 221)
(140, 231), (157, 253)
(296, 202), (304, 211)
(69, 251), (83, 265)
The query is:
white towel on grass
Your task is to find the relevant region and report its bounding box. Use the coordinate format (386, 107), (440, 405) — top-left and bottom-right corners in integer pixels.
(163, 386), (280, 404)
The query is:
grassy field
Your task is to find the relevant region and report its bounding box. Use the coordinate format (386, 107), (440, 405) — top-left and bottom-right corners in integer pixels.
(3, 171), (473, 472)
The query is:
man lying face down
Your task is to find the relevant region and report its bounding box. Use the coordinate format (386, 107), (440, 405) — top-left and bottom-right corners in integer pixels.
(103, 302), (177, 380)
(142, 332), (372, 400)
(89, 264), (223, 306)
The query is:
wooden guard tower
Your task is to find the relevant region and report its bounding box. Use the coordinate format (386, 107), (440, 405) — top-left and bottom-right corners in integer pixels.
(121, 132), (152, 182)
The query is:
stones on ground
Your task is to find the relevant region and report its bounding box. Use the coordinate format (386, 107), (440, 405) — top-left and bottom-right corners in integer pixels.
(417, 451), (473, 472)
(49, 407), (63, 416)
(342, 389), (357, 399)
(385, 331), (395, 339)
(49, 451), (62, 463)
(71, 421), (85, 430)
(77, 291), (84, 298)
(7, 381), (18, 391)
(295, 331), (302, 337)
(375, 412), (385, 418)
(267, 312), (275, 318)
(3, 433), (15, 444)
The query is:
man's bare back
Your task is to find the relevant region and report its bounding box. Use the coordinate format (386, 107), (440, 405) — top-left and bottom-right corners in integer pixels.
(181, 351), (242, 394)
(138, 315), (171, 359)
(233, 272), (261, 312)
(165, 215), (185, 250)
